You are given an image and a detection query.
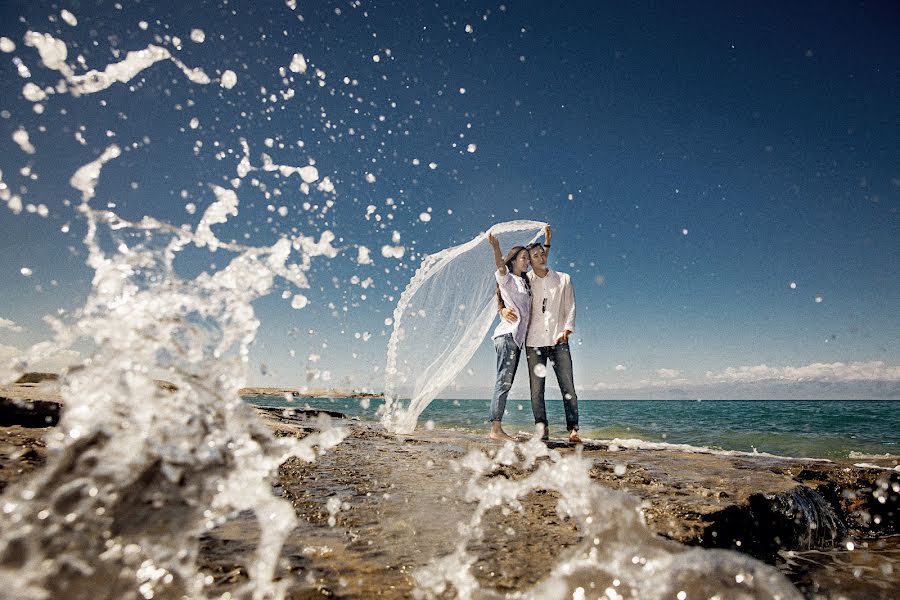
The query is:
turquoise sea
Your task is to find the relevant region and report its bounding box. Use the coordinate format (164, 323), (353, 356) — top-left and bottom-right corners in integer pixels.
(243, 397), (899, 460)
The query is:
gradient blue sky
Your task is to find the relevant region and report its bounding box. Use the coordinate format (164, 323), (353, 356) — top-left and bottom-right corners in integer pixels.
(1, 1), (898, 398)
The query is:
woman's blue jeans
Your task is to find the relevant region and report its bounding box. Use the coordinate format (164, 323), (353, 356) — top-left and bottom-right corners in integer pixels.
(490, 334), (521, 422)
(526, 342), (579, 431)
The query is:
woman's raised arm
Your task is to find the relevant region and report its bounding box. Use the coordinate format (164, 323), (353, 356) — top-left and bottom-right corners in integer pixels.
(487, 231), (507, 274)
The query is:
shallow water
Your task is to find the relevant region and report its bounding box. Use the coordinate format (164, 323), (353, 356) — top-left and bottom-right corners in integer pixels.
(245, 397), (900, 460)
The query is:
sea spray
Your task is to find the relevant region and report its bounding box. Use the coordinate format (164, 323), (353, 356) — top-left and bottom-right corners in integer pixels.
(0, 149), (346, 599)
(414, 436), (803, 599)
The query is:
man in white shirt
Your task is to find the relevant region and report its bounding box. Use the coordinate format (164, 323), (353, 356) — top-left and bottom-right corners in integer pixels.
(502, 239), (580, 443)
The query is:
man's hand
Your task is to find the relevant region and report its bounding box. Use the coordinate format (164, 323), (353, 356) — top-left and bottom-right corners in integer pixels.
(501, 308), (518, 323)
(543, 224), (552, 245)
(556, 329), (572, 344)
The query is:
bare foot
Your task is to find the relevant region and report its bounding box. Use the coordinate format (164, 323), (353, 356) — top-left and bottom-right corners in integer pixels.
(489, 425), (517, 442)
(568, 430), (582, 444)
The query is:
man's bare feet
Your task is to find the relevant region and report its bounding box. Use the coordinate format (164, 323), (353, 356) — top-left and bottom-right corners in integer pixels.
(568, 430), (582, 444)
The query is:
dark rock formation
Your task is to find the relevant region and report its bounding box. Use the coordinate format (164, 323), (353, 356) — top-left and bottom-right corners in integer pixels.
(14, 372), (59, 384)
(0, 396), (61, 427)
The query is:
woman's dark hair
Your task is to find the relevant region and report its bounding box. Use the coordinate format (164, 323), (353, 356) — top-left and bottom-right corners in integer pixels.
(495, 246), (530, 311)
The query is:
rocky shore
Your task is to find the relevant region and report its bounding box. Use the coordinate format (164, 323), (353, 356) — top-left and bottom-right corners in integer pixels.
(1, 381), (897, 598)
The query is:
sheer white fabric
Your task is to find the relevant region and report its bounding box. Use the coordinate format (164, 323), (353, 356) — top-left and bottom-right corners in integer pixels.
(381, 220), (547, 433)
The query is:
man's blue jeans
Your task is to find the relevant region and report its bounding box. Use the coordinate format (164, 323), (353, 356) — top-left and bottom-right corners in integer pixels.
(490, 334), (521, 422)
(526, 342), (579, 431)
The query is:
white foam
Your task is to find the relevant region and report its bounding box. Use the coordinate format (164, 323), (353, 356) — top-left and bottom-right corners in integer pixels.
(190, 28), (205, 43)
(24, 31), (72, 75)
(12, 128), (36, 154)
(194, 185), (239, 251)
(22, 82), (48, 102)
(60, 10), (78, 27)
(169, 55), (211, 84)
(597, 437), (832, 462)
(0, 167), (23, 215)
(24, 31), (222, 96)
(289, 53), (307, 73)
(381, 245), (405, 259)
(849, 451), (900, 460)
(356, 246), (373, 265)
(852, 462), (900, 472)
(238, 138), (320, 185)
(220, 69), (237, 88)
(69, 44), (170, 93)
(69, 144), (121, 201)
(294, 230), (339, 260)
(0, 37), (15, 53)
(317, 177), (334, 193)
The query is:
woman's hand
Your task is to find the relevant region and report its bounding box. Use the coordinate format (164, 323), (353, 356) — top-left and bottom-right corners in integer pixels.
(501, 307), (518, 323)
(487, 231), (500, 247)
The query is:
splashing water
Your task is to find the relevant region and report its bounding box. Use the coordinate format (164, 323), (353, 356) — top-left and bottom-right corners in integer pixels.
(0, 145), (346, 599)
(414, 438), (803, 600)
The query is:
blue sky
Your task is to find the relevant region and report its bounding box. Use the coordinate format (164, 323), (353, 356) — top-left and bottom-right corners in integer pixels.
(0, 1), (898, 399)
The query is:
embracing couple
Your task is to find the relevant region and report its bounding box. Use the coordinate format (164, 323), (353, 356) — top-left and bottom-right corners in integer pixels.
(487, 225), (581, 444)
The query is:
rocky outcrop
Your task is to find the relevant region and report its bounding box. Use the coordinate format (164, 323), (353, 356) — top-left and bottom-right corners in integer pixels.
(0, 396), (61, 427)
(585, 444), (898, 562)
(1, 378), (63, 427)
(253, 405), (346, 423)
(1, 374), (177, 427)
(14, 372), (59, 384)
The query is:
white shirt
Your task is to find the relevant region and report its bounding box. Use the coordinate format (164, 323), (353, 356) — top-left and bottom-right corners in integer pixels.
(492, 269), (532, 349)
(526, 269), (576, 347)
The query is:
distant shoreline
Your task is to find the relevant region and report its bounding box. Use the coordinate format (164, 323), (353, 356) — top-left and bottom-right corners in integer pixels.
(238, 386), (383, 399)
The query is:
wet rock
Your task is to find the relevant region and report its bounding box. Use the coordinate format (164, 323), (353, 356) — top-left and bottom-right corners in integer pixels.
(585, 449), (898, 559)
(0, 396), (61, 427)
(14, 372), (59, 384)
(699, 486), (847, 561)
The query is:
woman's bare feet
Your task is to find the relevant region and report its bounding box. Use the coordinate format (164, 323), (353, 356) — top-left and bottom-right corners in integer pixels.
(489, 422), (517, 442)
(568, 430), (582, 444)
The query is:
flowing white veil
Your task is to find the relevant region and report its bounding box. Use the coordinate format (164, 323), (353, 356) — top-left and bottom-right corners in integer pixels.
(381, 220), (547, 433)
